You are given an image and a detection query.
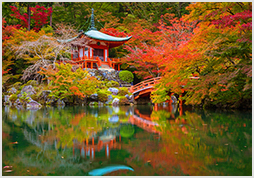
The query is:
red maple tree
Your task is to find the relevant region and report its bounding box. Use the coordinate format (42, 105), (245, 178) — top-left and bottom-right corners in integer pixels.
(10, 5), (52, 32)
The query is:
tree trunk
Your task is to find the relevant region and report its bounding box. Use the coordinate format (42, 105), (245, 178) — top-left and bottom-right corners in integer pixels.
(178, 2), (182, 18)
(27, 4), (31, 31)
(50, 11), (52, 27)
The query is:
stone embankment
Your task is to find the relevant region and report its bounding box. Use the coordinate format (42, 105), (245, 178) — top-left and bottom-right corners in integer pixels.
(3, 70), (134, 110)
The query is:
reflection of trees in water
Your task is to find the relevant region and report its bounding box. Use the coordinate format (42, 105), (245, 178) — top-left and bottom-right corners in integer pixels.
(149, 109), (252, 176)
(2, 106), (137, 175)
(8, 106), (133, 150)
(122, 106), (252, 175)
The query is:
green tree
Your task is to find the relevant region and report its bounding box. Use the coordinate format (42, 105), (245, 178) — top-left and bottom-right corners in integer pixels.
(39, 63), (99, 102)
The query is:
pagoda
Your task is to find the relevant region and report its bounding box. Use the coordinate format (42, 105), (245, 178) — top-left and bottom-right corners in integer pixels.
(58, 8), (132, 71)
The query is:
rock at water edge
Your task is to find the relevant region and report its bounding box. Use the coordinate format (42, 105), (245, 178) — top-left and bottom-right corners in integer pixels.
(27, 99), (42, 110)
(21, 85), (36, 96)
(108, 88), (119, 95)
(112, 98), (119, 106)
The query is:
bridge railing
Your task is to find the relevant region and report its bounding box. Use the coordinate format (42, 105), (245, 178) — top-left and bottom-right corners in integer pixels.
(130, 77), (161, 93)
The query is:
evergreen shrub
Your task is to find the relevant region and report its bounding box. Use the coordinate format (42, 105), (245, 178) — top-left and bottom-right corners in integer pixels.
(119, 70), (134, 83)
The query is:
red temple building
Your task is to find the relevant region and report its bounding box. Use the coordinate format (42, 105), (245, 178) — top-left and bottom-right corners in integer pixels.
(58, 8), (132, 71)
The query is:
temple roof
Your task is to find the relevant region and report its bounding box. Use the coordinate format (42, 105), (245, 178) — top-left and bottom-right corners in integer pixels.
(57, 8), (132, 47)
(84, 30), (131, 42)
(57, 30), (131, 45)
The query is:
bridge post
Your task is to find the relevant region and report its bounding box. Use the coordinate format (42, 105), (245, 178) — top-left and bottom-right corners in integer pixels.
(179, 94), (183, 106)
(179, 96), (183, 116)
(154, 103), (158, 111)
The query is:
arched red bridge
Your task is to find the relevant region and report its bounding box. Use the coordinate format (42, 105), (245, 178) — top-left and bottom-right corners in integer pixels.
(129, 76), (199, 101)
(130, 77), (161, 100)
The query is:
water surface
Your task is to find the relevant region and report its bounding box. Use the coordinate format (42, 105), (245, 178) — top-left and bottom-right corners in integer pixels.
(2, 104), (252, 176)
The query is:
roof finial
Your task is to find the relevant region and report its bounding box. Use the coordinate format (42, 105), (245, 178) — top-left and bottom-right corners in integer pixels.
(90, 8), (97, 30)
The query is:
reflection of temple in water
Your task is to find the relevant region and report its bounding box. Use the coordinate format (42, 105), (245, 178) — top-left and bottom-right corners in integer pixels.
(5, 104), (184, 161)
(73, 134), (122, 159)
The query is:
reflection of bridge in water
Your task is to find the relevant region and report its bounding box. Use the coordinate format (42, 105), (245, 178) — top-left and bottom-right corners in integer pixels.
(129, 108), (161, 134)
(73, 106), (172, 159)
(18, 105), (181, 160)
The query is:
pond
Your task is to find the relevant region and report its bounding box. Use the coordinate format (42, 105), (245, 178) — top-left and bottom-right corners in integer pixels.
(2, 104), (252, 176)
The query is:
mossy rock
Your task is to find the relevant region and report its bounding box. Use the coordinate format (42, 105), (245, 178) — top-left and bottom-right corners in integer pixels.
(97, 91), (108, 103)
(20, 80), (38, 90)
(12, 82), (22, 90)
(119, 97), (130, 105)
(118, 87), (129, 96)
(30, 94), (37, 101)
(9, 94), (18, 103)
(98, 81), (108, 89)
(106, 81), (120, 88)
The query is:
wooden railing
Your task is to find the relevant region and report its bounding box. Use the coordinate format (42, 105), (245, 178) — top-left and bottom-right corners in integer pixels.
(111, 58), (121, 63)
(107, 58), (112, 68)
(62, 56), (125, 70)
(130, 77), (161, 94)
(96, 56), (101, 68)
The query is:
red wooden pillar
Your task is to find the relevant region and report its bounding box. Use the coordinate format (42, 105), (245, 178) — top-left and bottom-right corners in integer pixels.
(169, 101), (172, 113)
(154, 103), (158, 111)
(71, 49), (73, 61)
(118, 64), (120, 71)
(179, 94), (182, 106)
(92, 137), (94, 146)
(119, 135), (121, 142)
(91, 62), (93, 69)
(179, 100), (183, 116)
(86, 138), (88, 146)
